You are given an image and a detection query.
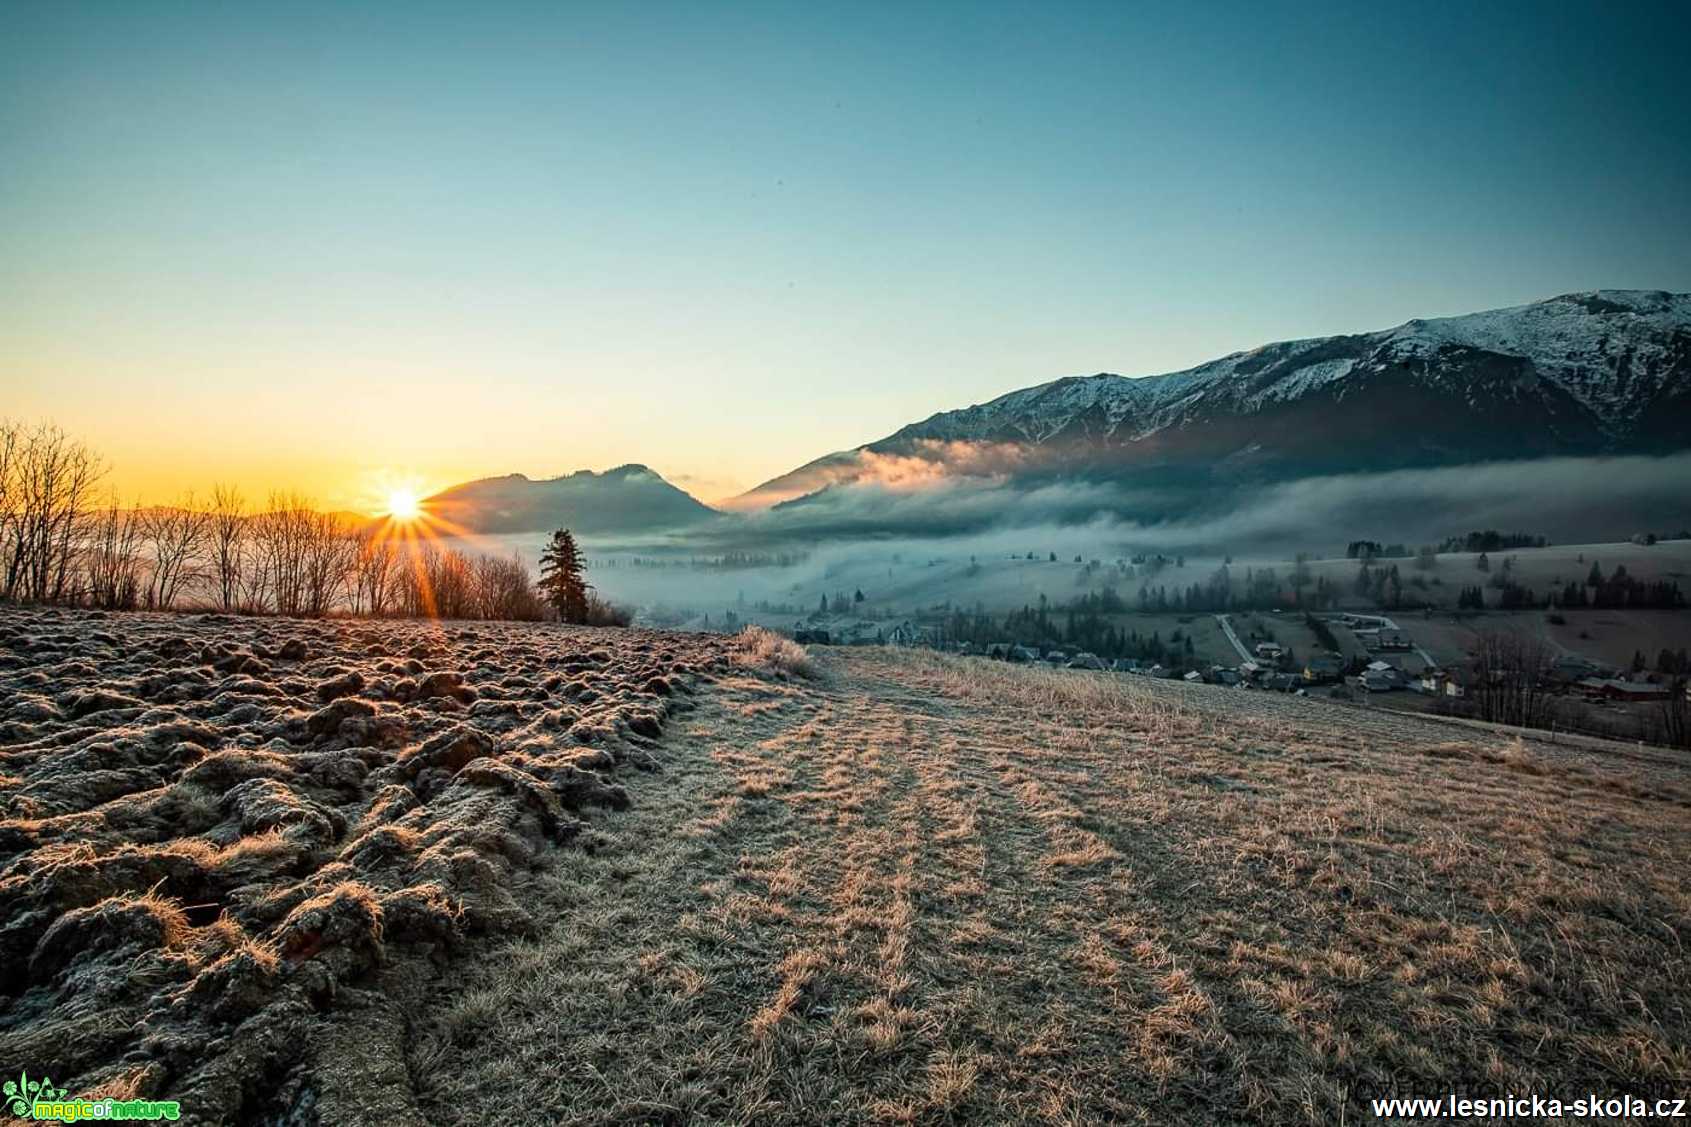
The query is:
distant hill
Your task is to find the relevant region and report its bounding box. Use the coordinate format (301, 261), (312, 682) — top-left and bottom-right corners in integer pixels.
(737, 290), (1691, 510)
(425, 465), (720, 535)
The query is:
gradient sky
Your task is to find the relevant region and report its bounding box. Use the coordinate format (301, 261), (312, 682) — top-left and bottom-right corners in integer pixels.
(4, 1), (1689, 510)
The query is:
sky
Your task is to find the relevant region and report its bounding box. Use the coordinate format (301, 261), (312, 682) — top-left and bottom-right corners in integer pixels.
(3, 1), (1689, 511)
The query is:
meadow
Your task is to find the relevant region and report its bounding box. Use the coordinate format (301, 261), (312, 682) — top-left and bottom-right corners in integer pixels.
(412, 644), (1691, 1123)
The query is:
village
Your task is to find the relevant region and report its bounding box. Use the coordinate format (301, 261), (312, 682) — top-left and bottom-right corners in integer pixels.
(784, 604), (1691, 748)
(633, 537), (1690, 748)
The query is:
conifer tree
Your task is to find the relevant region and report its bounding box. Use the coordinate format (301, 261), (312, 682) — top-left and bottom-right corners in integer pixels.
(538, 528), (590, 623)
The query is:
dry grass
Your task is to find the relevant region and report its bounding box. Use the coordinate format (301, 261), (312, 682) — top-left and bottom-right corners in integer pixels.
(408, 647), (1691, 1124)
(731, 624), (818, 680)
(893, 646), (1195, 736)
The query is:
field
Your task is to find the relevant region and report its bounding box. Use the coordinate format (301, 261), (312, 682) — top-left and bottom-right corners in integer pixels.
(0, 606), (725, 1121)
(1544, 610), (1691, 669)
(1368, 609), (1691, 672)
(4, 609), (1690, 1124)
(411, 648), (1691, 1124)
(1272, 540), (1691, 614)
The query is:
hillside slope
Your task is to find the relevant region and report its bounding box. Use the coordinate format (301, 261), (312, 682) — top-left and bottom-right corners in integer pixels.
(740, 290), (1691, 508)
(413, 645), (1691, 1123)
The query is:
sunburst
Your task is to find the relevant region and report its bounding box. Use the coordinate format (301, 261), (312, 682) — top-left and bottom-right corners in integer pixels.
(384, 487), (422, 521)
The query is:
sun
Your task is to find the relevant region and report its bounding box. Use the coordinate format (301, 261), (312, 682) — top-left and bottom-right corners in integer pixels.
(384, 487), (422, 521)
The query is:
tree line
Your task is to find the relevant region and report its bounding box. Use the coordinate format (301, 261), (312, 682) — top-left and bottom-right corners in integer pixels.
(1440, 530), (1549, 553)
(1, 420), (624, 624)
(935, 594), (1200, 667)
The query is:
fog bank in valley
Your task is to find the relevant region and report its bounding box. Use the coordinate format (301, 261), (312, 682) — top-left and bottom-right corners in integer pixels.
(459, 453), (1691, 619)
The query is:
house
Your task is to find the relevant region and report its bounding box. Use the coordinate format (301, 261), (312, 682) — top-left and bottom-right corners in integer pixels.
(1254, 642), (1284, 661)
(1358, 669), (1400, 692)
(1377, 629), (1412, 651)
(1263, 672), (1300, 692)
(1580, 678), (1671, 702)
(1111, 658), (1141, 673)
(1183, 670), (1203, 683)
(886, 621), (932, 647)
(1212, 669), (1241, 687)
(1067, 653), (1106, 671)
(1303, 655), (1345, 684)
(1415, 668), (1467, 696)
(1009, 645), (1040, 664)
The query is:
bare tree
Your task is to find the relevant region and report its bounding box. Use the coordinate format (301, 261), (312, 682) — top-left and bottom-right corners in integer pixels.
(208, 484), (247, 612)
(349, 528), (401, 616)
(472, 551), (545, 621)
(1468, 630), (1556, 727)
(1290, 552), (1312, 605)
(1659, 679), (1690, 750)
(83, 497), (144, 610)
(3, 422), (103, 602)
(247, 493), (315, 615)
(391, 540), (428, 618)
(0, 422), (17, 586)
(425, 544), (474, 619)
(141, 493), (211, 609)
(394, 542), (478, 619)
(301, 512), (355, 616)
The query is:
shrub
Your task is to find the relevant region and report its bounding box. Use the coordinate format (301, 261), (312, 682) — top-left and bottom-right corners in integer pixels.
(732, 626), (815, 679)
(583, 595), (633, 628)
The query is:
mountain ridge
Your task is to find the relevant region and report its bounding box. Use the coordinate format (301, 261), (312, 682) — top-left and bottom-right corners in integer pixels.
(737, 289), (1691, 508)
(425, 463), (720, 536)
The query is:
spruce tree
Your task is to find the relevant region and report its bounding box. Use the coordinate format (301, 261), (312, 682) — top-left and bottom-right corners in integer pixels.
(538, 528), (590, 624)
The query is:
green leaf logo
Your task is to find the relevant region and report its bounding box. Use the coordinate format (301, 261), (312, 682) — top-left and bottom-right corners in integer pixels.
(4, 1068), (69, 1115)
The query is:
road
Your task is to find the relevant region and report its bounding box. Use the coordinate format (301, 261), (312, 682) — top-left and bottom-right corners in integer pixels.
(1215, 613), (1254, 662)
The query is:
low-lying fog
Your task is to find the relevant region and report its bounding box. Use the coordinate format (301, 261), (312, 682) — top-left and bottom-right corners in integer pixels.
(447, 453), (1691, 626)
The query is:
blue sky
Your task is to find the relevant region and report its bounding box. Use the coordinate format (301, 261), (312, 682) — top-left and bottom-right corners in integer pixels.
(3, 1), (1688, 505)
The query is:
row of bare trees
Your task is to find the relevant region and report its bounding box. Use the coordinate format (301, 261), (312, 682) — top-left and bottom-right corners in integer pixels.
(1, 420), (551, 621)
(1466, 630), (1557, 728)
(1457, 629), (1690, 749)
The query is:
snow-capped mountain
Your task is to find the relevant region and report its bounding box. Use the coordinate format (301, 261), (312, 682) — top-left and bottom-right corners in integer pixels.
(739, 290), (1691, 507)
